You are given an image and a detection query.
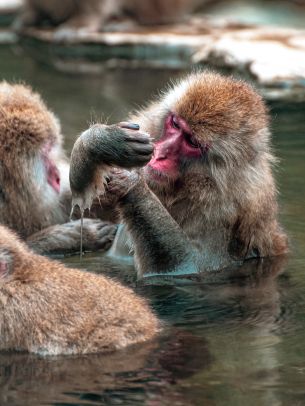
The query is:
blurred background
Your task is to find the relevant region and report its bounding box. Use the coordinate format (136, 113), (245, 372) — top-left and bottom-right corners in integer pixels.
(0, 1), (305, 406)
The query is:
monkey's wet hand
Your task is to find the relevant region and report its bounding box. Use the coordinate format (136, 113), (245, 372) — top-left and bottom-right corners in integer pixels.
(27, 219), (118, 254)
(83, 122), (154, 169)
(75, 219), (118, 252)
(70, 122), (153, 204)
(105, 169), (142, 203)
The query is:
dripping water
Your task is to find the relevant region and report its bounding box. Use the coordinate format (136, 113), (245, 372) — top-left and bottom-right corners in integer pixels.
(80, 209), (84, 260)
(70, 203), (85, 260)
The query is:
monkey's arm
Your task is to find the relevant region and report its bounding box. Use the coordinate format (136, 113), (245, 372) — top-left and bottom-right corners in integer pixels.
(109, 172), (199, 277)
(26, 219), (117, 255)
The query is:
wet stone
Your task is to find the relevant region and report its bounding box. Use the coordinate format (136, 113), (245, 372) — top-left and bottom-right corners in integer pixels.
(17, 16), (305, 100)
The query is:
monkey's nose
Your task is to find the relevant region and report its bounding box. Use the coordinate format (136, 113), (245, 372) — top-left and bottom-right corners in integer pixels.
(151, 143), (168, 161)
(156, 153), (167, 160)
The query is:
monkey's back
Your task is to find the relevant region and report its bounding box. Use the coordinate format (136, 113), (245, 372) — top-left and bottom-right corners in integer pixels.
(0, 236), (159, 355)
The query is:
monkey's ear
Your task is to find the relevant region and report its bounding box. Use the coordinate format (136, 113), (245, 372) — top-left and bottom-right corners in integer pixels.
(0, 249), (13, 279)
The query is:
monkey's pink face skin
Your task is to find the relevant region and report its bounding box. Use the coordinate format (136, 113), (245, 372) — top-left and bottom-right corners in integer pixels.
(42, 144), (61, 194)
(146, 113), (207, 183)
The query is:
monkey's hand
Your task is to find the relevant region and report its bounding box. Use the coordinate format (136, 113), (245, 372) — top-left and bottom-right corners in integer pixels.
(102, 168), (141, 207)
(70, 122), (153, 211)
(27, 219), (118, 255)
(82, 122), (153, 168)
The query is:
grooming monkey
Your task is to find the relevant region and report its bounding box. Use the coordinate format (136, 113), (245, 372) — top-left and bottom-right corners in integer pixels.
(0, 83), (153, 254)
(0, 224), (159, 355)
(14, 0), (207, 34)
(70, 72), (288, 277)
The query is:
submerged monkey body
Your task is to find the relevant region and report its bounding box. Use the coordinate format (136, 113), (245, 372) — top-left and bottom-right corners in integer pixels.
(130, 73), (287, 273)
(70, 72), (287, 277)
(0, 226), (159, 355)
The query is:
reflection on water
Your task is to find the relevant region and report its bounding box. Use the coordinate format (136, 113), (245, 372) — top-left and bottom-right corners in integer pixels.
(1, 45), (305, 406)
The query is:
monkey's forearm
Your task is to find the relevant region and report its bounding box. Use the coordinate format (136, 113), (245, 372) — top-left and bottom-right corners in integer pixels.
(118, 181), (198, 277)
(69, 128), (109, 197)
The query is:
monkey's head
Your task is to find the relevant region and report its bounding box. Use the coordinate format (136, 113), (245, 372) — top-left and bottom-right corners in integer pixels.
(0, 83), (64, 235)
(0, 82), (62, 192)
(143, 72), (270, 196)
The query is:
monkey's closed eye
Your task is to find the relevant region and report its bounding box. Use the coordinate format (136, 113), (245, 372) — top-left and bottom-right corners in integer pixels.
(184, 133), (200, 149)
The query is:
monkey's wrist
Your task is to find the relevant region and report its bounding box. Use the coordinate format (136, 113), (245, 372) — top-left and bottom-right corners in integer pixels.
(81, 124), (111, 162)
(118, 175), (149, 207)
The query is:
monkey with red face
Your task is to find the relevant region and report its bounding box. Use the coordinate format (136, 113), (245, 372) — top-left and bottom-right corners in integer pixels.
(70, 72), (288, 277)
(0, 83), (153, 255)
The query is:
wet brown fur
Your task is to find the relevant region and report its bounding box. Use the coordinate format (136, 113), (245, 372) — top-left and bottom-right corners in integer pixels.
(0, 82), (66, 239)
(0, 225), (159, 355)
(0, 83), (60, 157)
(67, 71), (287, 274)
(130, 72), (287, 269)
(0, 82), (116, 253)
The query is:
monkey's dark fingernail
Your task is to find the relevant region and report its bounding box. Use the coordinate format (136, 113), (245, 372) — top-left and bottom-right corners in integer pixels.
(119, 122), (140, 131)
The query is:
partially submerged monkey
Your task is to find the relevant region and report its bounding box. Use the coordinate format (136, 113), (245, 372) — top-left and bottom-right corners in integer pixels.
(70, 72), (288, 277)
(0, 82), (152, 255)
(0, 224), (159, 355)
(14, 0), (205, 35)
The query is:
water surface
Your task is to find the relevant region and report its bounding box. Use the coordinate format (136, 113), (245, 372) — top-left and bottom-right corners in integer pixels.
(1, 45), (305, 406)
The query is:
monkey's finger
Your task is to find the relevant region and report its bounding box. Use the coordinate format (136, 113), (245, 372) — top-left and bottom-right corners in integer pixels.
(125, 134), (152, 143)
(96, 222), (118, 231)
(114, 158), (150, 170)
(118, 122), (140, 131)
(95, 229), (117, 250)
(97, 224), (118, 237)
(131, 144), (154, 155)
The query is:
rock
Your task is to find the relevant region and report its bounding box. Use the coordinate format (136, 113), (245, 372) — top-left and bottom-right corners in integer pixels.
(0, 0), (22, 25)
(0, 0), (22, 42)
(193, 25), (305, 87)
(0, 0), (22, 14)
(15, 16), (305, 100)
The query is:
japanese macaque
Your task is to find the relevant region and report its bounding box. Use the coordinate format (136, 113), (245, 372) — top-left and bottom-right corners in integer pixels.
(14, 0), (205, 35)
(0, 224), (159, 355)
(0, 83), (152, 255)
(70, 72), (288, 277)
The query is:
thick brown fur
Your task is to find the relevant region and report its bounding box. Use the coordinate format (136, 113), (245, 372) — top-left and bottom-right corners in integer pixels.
(0, 82), (65, 238)
(137, 72), (287, 259)
(0, 82), (117, 254)
(0, 225), (159, 355)
(100, 72), (288, 275)
(0, 83), (60, 155)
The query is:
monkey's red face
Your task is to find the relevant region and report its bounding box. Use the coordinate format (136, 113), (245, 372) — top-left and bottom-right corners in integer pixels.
(42, 144), (61, 194)
(145, 113), (209, 185)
